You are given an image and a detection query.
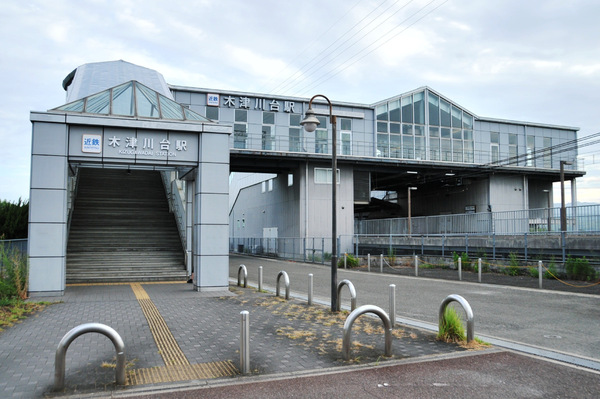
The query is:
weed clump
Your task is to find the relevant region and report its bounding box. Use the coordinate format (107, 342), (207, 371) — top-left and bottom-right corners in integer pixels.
(437, 306), (466, 343)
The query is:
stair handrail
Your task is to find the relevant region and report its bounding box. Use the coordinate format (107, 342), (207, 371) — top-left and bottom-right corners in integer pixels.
(161, 172), (187, 250)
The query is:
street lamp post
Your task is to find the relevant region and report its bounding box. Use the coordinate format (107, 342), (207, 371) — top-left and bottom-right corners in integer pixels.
(560, 160), (572, 232)
(407, 187), (417, 236)
(301, 94), (338, 312)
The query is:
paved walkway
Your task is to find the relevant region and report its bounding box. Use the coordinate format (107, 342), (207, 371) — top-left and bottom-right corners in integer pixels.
(229, 255), (600, 361)
(0, 257), (598, 398)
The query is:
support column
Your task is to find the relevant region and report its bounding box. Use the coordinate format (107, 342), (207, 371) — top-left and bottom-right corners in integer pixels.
(28, 117), (69, 296)
(192, 130), (230, 291)
(571, 178), (577, 231)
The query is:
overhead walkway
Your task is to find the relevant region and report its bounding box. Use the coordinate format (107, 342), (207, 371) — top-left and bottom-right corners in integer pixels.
(66, 168), (186, 283)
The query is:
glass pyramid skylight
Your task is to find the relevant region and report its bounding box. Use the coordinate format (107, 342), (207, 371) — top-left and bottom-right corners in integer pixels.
(52, 80), (211, 122)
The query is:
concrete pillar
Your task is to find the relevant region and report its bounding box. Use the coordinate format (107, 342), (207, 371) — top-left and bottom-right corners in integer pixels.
(28, 116), (69, 296)
(192, 130), (230, 291)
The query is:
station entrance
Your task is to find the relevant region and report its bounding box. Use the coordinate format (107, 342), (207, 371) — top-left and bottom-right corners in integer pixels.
(28, 78), (231, 296)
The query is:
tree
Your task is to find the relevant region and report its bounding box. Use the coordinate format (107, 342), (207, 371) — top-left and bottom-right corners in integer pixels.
(0, 199), (29, 239)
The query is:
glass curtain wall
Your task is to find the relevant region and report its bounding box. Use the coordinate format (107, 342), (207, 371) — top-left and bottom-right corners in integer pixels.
(376, 89), (473, 162)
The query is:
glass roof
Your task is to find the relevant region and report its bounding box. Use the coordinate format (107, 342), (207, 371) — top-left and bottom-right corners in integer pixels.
(52, 80), (211, 122)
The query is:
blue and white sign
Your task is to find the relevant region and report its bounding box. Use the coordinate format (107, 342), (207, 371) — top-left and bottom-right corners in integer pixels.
(82, 134), (102, 153)
(207, 93), (220, 107)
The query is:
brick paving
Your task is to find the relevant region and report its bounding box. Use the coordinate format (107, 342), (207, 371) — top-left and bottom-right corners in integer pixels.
(0, 282), (474, 398)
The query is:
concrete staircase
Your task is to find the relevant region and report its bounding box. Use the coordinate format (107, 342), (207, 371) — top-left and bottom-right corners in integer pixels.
(67, 168), (187, 283)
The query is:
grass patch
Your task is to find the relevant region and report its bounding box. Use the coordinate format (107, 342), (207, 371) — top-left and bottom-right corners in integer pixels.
(437, 306), (466, 343)
(0, 300), (51, 332)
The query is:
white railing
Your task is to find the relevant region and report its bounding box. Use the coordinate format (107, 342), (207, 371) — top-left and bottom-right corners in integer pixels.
(355, 205), (600, 236)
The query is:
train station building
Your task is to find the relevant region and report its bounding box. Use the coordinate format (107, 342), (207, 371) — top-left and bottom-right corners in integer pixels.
(28, 60), (583, 295)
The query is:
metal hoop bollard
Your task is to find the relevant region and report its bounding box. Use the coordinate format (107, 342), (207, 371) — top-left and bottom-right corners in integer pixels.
(336, 279), (357, 312)
(237, 264), (248, 288)
(276, 271), (290, 300)
(439, 294), (475, 343)
(342, 305), (392, 360)
(55, 323), (126, 390)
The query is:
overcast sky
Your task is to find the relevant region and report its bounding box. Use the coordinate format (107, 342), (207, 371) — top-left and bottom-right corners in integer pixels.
(1, 0), (598, 204)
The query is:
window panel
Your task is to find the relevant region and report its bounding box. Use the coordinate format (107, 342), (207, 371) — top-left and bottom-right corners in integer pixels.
(235, 109), (247, 122)
(415, 136), (425, 160)
(543, 137), (552, 168)
(262, 125), (274, 150)
(413, 91), (425, 124)
(527, 136), (535, 166)
(464, 140), (474, 163)
(341, 131), (352, 155)
(402, 134), (414, 159)
(289, 127), (301, 152)
(112, 82), (134, 116)
(389, 100), (400, 122)
(377, 121), (388, 133)
(390, 122), (401, 134)
(263, 111), (275, 124)
(463, 113), (473, 130)
(430, 137), (440, 161)
(136, 84), (160, 118)
(440, 99), (451, 127)
(377, 133), (389, 157)
(428, 93), (439, 126)
(205, 106), (219, 120)
(441, 139), (452, 161)
(86, 91), (110, 114)
(390, 134), (401, 158)
(451, 106), (462, 128)
(453, 139), (463, 162)
(316, 129), (328, 154)
(376, 104), (388, 121)
(402, 95), (413, 123)
(290, 114), (301, 126)
(234, 123), (247, 149)
(340, 118), (352, 131)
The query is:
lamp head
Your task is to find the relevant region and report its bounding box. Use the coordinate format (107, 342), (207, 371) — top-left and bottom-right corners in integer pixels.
(300, 107), (320, 133)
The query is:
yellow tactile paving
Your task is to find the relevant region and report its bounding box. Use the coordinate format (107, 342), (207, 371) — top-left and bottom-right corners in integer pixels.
(66, 281), (239, 385)
(127, 282), (239, 386)
(130, 283), (189, 367)
(127, 361), (239, 385)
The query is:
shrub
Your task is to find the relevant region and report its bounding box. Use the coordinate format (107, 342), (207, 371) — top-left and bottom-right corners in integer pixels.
(0, 242), (28, 300)
(505, 252), (520, 276)
(528, 266), (539, 278)
(453, 252), (472, 271)
(437, 306), (466, 343)
(387, 247), (396, 265)
(565, 256), (597, 281)
(544, 258), (559, 279)
(338, 253), (359, 268)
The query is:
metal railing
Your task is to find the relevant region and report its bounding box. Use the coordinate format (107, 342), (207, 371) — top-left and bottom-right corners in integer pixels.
(355, 205), (600, 236)
(230, 236), (334, 264)
(161, 172), (187, 249)
(229, 131), (580, 170)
